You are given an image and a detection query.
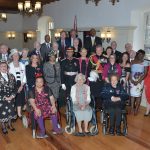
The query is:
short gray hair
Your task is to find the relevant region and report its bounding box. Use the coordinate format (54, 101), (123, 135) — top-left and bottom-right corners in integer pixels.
(52, 41), (58, 47)
(75, 73), (86, 83)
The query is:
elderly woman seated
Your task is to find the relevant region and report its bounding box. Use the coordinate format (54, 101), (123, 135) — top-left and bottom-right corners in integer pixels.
(70, 73), (92, 136)
(29, 76), (62, 138)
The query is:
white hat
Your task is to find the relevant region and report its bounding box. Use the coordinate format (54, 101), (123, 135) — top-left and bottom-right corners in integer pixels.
(9, 48), (19, 58)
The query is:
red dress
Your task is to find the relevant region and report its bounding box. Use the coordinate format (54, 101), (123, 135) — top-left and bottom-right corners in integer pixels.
(144, 66), (150, 104)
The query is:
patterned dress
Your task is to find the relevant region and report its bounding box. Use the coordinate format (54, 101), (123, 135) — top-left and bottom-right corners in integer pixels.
(29, 87), (53, 119)
(120, 67), (130, 94)
(0, 73), (17, 123)
(130, 61), (148, 97)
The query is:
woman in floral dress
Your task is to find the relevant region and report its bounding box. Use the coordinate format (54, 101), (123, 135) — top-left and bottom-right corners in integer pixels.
(0, 61), (17, 134)
(130, 50), (148, 115)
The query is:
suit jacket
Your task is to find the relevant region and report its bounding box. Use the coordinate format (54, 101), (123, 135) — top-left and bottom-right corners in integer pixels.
(0, 52), (10, 62)
(84, 36), (102, 55)
(114, 50), (122, 63)
(57, 38), (70, 59)
(68, 37), (82, 48)
(40, 43), (52, 63)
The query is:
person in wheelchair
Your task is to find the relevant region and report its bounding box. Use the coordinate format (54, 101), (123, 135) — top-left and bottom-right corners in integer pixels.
(70, 73), (92, 136)
(28, 76), (63, 138)
(101, 74), (129, 136)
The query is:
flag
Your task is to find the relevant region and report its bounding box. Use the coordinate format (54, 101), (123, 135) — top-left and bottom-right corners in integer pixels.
(73, 15), (77, 32)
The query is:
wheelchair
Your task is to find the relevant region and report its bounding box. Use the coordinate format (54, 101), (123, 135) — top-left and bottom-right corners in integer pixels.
(65, 96), (99, 135)
(101, 105), (128, 136)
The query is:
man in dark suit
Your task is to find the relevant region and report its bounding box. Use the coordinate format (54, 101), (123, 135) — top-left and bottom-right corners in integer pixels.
(84, 28), (102, 55)
(40, 34), (52, 62)
(0, 44), (10, 62)
(68, 29), (82, 48)
(111, 41), (122, 63)
(57, 31), (70, 60)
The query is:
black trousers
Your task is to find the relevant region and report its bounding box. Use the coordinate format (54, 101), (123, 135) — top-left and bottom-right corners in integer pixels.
(108, 107), (122, 128)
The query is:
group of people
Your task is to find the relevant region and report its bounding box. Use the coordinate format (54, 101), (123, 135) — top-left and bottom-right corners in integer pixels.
(0, 28), (150, 138)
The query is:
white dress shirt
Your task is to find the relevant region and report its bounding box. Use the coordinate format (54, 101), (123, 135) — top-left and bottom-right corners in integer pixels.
(91, 36), (95, 46)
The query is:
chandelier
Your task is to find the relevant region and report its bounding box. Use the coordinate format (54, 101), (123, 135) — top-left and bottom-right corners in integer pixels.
(0, 13), (7, 22)
(85, 0), (120, 6)
(18, 1), (42, 16)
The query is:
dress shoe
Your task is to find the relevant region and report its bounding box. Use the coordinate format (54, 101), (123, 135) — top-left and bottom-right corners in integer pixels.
(7, 125), (15, 131)
(109, 127), (115, 136)
(144, 112), (150, 117)
(116, 127), (122, 136)
(74, 132), (85, 137)
(84, 131), (92, 136)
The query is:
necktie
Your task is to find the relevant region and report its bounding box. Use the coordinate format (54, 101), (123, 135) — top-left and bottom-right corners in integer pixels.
(92, 38), (95, 46)
(47, 43), (50, 49)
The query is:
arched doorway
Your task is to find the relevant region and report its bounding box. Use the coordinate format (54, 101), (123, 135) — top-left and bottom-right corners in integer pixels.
(37, 16), (54, 43)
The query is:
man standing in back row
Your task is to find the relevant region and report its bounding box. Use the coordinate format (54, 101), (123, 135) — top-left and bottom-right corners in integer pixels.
(84, 28), (102, 55)
(40, 34), (52, 62)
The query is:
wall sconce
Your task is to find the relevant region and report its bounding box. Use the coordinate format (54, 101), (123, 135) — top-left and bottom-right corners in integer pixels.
(24, 32), (33, 42)
(27, 33), (33, 39)
(0, 13), (7, 22)
(106, 30), (111, 43)
(7, 32), (16, 39)
(100, 30), (112, 43)
(54, 32), (60, 41)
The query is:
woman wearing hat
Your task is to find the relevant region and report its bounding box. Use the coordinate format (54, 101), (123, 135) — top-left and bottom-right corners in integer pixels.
(43, 50), (61, 101)
(9, 49), (26, 119)
(0, 61), (17, 134)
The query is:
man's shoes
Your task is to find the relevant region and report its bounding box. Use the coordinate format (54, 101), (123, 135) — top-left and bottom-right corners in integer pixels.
(109, 127), (115, 136)
(116, 127), (122, 136)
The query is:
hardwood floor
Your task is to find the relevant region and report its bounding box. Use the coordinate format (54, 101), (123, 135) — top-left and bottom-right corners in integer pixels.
(0, 107), (150, 150)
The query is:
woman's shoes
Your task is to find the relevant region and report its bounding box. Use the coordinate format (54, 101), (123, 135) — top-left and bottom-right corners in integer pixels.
(7, 125), (15, 131)
(52, 128), (63, 135)
(18, 115), (22, 120)
(74, 132), (85, 137)
(2, 128), (8, 134)
(84, 131), (92, 136)
(36, 134), (48, 139)
(144, 112), (150, 117)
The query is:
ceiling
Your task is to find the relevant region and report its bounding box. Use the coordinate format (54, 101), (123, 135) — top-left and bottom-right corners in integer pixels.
(0, 0), (59, 13)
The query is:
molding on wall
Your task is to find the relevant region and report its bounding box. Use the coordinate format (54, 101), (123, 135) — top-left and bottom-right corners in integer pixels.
(55, 26), (137, 32)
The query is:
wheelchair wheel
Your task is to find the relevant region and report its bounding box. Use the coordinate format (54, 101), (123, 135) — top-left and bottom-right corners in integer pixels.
(65, 125), (75, 134)
(100, 110), (104, 124)
(90, 125), (98, 135)
(22, 115), (29, 128)
(66, 103), (71, 125)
